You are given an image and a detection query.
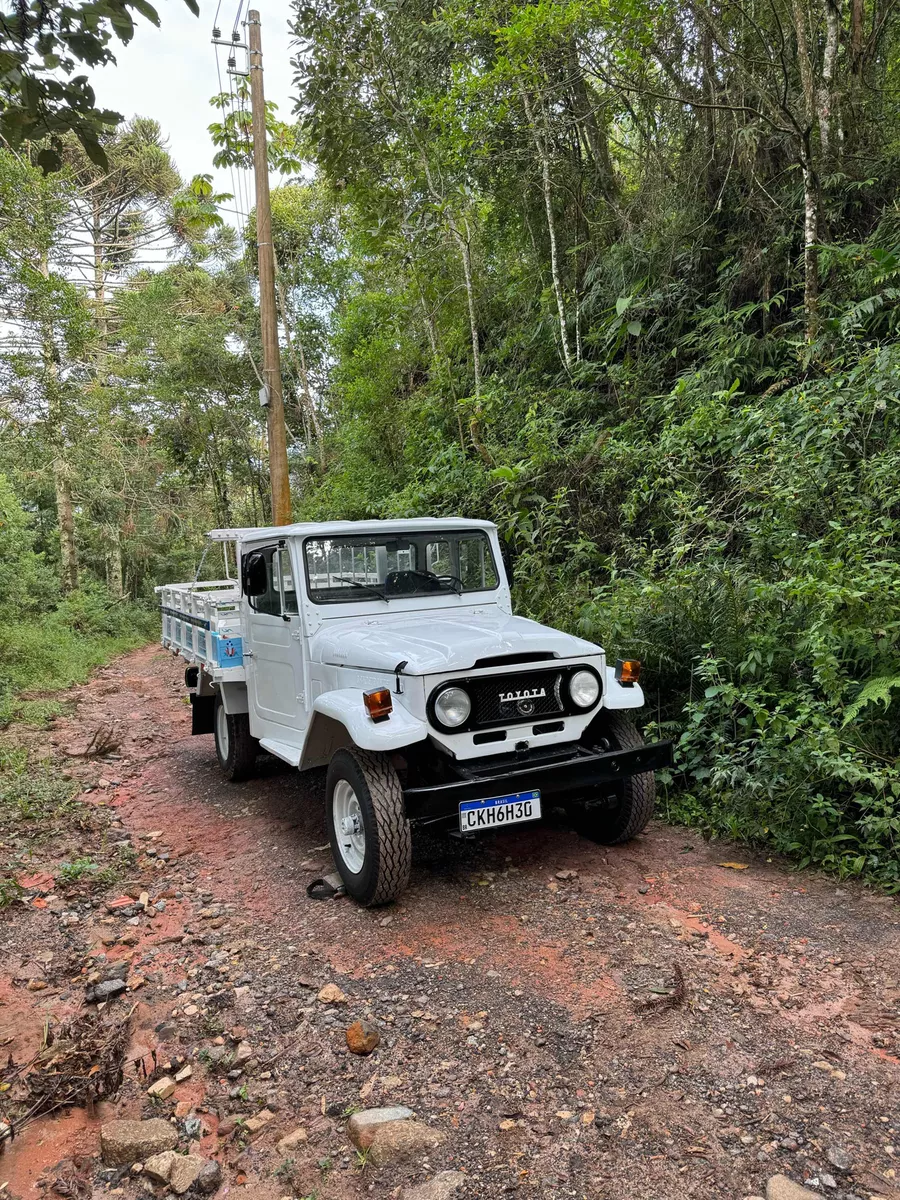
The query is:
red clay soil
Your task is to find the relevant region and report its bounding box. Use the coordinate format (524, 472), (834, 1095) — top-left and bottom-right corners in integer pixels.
(0, 644), (898, 1200)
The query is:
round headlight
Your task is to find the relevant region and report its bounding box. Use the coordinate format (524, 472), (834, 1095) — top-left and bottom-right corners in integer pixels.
(569, 669), (600, 709)
(434, 686), (471, 728)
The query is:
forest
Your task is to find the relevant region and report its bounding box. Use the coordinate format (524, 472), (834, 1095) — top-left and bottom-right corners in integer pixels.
(2, 0), (900, 885)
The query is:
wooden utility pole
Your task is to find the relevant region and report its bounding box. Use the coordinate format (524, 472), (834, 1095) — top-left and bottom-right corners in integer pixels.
(247, 8), (292, 525)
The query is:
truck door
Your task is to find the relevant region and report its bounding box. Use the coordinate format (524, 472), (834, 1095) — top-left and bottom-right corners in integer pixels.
(242, 543), (307, 745)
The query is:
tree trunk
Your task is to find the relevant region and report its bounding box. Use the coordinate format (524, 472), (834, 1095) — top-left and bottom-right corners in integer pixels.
(39, 253), (78, 590)
(818, 0), (842, 161)
(107, 525), (123, 598)
(850, 0), (865, 72)
(567, 41), (617, 205)
(53, 466), (78, 592)
(415, 149), (489, 452)
(450, 218), (492, 465)
(791, 0), (821, 342)
(521, 85), (572, 373)
(801, 148), (821, 342)
(453, 220), (482, 399)
(92, 196), (108, 346)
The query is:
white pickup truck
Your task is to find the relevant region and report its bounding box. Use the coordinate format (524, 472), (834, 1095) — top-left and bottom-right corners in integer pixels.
(159, 518), (671, 905)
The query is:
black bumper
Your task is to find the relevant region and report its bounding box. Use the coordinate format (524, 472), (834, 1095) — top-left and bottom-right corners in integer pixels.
(403, 739), (672, 824)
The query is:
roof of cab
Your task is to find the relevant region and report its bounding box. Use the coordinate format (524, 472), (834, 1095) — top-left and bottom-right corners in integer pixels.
(206, 517), (496, 543)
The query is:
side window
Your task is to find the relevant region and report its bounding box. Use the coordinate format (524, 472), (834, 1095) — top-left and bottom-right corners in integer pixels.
(459, 536), (499, 590)
(243, 546), (281, 616)
(278, 547), (299, 615)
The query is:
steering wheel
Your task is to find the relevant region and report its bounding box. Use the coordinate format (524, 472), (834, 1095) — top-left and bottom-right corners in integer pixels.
(384, 569), (443, 596)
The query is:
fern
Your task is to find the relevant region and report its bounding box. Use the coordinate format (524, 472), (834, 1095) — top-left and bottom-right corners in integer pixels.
(842, 674), (900, 725)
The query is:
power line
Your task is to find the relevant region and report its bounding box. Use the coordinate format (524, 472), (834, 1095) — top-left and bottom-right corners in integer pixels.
(214, 40), (245, 236)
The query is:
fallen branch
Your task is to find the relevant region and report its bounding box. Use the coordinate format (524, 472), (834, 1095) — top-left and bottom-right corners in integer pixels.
(639, 963), (686, 1013)
(70, 726), (121, 758)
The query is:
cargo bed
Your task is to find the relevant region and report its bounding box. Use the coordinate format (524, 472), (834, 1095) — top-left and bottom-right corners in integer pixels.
(156, 579), (246, 681)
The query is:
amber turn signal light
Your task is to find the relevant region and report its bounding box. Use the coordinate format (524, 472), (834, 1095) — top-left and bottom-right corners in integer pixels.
(363, 687), (392, 722)
(615, 658), (641, 685)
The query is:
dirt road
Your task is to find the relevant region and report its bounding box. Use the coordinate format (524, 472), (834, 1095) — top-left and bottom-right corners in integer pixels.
(1, 645), (899, 1200)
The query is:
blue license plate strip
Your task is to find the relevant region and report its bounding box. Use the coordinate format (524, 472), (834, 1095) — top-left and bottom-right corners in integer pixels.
(459, 789), (541, 833)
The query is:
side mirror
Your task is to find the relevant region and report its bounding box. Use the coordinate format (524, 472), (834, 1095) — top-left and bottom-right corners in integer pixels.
(500, 544), (515, 587)
(242, 552), (268, 598)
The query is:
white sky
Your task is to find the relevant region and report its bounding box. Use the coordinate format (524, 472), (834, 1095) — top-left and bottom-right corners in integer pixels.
(89, 0), (297, 226)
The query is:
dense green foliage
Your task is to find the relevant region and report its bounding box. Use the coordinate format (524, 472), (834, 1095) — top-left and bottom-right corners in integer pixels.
(0, 470), (155, 725)
(284, 0), (900, 885)
(3, 0), (900, 884)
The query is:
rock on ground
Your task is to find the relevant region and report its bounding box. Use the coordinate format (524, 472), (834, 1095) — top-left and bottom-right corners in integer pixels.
(401, 1170), (467, 1200)
(144, 1150), (211, 1195)
(276, 1127), (308, 1153)
(144, 1151), (179, 1184)
(346, 1019), (381, 1055)
(348, 1105), (445, 1165)
(317, 982), (348, 1004)
(100, 1118), (178, 1166)
(147, 1075), (176, 1099)
(366, 1121), (448, 1166)
(767, 1176), (820, 1200)
(826, 1146), (853, 1172)
(348, 1106), (416, 1148)
(169, 1154), (210, 1195)
(195, 1159), (223, 1194)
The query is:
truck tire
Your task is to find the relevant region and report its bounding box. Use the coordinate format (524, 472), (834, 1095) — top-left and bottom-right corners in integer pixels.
(570, 713), (655, 844)
(214, 694), (258, 782)
(326, 748), (412, 906)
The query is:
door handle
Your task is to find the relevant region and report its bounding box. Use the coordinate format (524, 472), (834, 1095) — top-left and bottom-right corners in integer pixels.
(243, 648), (254, 658)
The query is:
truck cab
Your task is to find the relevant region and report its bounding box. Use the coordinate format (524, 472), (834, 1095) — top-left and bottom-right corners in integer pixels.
(158, 518), (671, 905)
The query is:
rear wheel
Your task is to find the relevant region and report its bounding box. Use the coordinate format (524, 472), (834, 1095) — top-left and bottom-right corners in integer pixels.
(214, 694), (258, 782)
(326, 749), (412, 906)
(568, 713), (655, 844)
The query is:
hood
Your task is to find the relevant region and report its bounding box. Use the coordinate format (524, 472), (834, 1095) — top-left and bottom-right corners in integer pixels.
(310, 610), (601, 675)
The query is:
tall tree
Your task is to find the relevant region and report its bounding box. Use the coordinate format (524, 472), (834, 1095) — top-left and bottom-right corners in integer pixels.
(0, 0), (198, 169)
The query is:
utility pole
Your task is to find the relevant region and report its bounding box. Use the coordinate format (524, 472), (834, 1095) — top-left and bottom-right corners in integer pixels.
(247, 9), (292, 525)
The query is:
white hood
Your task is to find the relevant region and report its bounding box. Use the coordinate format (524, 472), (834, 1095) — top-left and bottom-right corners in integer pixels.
(310, 609), (601, 675)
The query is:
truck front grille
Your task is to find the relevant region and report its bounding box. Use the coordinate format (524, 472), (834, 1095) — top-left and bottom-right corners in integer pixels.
(428, 665), (602, 733)
(469, 669), (565, 727)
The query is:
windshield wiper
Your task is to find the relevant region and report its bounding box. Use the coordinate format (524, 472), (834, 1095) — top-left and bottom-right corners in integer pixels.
(335, 577), (389, 601)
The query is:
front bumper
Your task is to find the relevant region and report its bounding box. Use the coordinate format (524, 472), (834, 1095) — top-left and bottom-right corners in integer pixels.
(403, 739), (672, 824)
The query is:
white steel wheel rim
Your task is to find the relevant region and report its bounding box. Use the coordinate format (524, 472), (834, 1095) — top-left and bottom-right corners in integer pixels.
(216, 703), (230, 760)
(333, 779), (366, 874)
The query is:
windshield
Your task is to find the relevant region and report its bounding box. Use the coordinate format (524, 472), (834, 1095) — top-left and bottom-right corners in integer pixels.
(303, 530), (500, 604)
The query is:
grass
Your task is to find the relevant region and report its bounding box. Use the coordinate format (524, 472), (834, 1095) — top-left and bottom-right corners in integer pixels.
(0, 588), (157, 728)
(0, 876), (23, 909)
(0, 746), (78, 821)
(0, 748), (82, 907)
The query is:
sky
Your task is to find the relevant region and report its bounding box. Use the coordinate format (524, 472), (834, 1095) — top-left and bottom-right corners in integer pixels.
(89, 0), (297, 226)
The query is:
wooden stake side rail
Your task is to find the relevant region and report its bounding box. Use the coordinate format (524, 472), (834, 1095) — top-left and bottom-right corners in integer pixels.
(155, 580), (247, 680)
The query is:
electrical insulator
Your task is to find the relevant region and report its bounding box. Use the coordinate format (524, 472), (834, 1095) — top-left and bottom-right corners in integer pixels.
(227, 55), (236, 68)
(213, 26), (221, 37)
(232, 30), (240, 42)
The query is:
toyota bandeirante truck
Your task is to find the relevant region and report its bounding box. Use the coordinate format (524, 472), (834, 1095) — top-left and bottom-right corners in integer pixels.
(158, 519), (671, 905)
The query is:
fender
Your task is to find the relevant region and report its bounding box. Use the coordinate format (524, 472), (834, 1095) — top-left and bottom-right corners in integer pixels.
(602, 668), (645, 710)
(298, 688), (429, 770)
(218, 681), (249, 715)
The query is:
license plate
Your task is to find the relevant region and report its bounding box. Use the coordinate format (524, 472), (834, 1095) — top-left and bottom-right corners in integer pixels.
(459, 790), (542, 833)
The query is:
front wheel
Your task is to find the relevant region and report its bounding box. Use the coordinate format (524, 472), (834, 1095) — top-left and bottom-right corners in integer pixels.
(214, 694), (258, 782)
(568, 713), (655, 844)
(326, 749), (412, 906)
